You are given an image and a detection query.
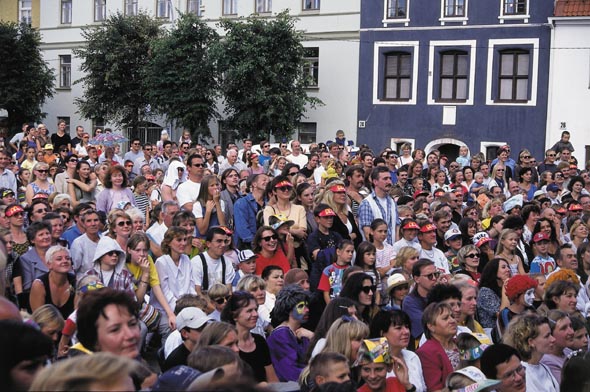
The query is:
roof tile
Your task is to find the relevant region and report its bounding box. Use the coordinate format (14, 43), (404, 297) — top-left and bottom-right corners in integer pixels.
(555, 0), (590, 17)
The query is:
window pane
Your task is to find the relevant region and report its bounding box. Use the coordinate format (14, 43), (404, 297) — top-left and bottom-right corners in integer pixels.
(456, 55), (468, 75)
(500, 79), (513, 100)
(456, 79), (467, 99)
(386, 57), (398, 76)
(517, 54), (529, 75)
(385, 79), (398, 99)
(441, 79), (453, 99)
(500, 55), (513, 76)
(516, 79), (528, 100)
(400, 78), (410, 99)
(399, 55), (411, 75)
(441, 55), (454, 75)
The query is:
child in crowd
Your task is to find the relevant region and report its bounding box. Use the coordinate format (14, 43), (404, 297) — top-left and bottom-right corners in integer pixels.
(354, 241), (381, 305)
(392, 218), (421, 258)
(444, 228), (463, 273)
(318, 240), (354, 304)
(529, 232), (556, 276)
(456, 146), (470, 168)
(307, 204), (343, 291)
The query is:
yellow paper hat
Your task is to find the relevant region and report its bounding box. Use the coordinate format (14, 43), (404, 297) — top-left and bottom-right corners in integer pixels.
(353, 337), (391, 367)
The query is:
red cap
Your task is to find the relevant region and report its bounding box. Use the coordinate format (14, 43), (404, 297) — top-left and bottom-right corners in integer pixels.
(568, 204), (583, 211)
(317, 207), (337, 217)
(402, 221), (420, 230)
(413, 190), (429, 199)
(419, 223), (437, 233)
(329, 184), (346, 193)
(274, 180), (293, 189)
(5, 204), (24, 217)
(533, 232), (550, 243)
(250, 153), (259, 160)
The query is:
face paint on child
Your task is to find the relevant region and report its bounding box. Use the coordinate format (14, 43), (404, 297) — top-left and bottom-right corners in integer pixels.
(524, 288), (535, 307)
(291, 301), (309, 323)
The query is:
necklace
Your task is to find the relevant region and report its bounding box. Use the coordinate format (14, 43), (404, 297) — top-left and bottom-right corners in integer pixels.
(422, 248), (435, 259)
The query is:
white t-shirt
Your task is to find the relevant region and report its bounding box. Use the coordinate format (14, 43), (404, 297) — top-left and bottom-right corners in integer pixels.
(419, 247), (451, 274)
(523, 362), (559, 392)
(177, 180), (201, 209)
(286, 153), (308, 168)
(191, 252), (235, 289)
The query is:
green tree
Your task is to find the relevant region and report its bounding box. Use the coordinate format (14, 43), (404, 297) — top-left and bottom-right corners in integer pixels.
(74, 12), (161, 133)
(216, 11), (322, 141)
(0, 21), (54, 132)
(144, 12), (219, 141)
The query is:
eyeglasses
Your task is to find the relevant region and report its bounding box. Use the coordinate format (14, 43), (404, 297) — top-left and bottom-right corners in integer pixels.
(68, 159), (78, 163)
(192, 163), (205, 168)
(276, 186), (292, 192)
(132, 143), (141, 146)
(361, 285), (377, 294)
(547, 153), (556, 157)
(263, 144), (270, 148)
(496, 169), (505, 172)
(145, 148), (152, 151)
(465, 253), (480, 259)
(421, 271), (441, 280)
(500, 364), (525, 381)
(34, 208), (48, 214)
(214, 295), (231, 305)
(522, 155), (531, 159)
(106, 250), (119, 257)
(261, 235), (278, 242)
(117, 220), (132, 227)
(36, 169), (49, 174)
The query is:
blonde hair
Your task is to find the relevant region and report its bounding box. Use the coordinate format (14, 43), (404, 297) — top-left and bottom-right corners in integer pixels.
(496, 228), (518, 256)
(321, 317), (369, 363)
(395, 246), (420, 269)
(30, 352), (137, 391)
(208, 283), (230, 301)
(32, 304), (65, 331)
(236, 274), (266, 292)
(107, 209), (131, 237)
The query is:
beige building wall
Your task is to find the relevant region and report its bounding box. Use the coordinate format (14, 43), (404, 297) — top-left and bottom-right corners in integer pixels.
(0, 0), (18, 23)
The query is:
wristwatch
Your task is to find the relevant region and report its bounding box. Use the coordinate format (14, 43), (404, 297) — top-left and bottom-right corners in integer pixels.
(405, 385), (416, 392)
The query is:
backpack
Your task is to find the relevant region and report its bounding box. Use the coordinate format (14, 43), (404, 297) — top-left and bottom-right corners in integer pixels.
(198, 253), (226, 291)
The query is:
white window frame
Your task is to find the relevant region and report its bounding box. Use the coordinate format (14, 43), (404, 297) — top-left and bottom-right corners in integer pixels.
(125, 0), (138, 16)
(222, 0), (238, 15)
(61, 0), (72, 24)
(19, 0), (32, 26)
(427, 40), (476, 106)
(256, 0), (271, 13)
(156, 0), (171, 18)
(94, 0), (107, 22)
(486, 38), (539, 106)
(187, 0), (202, 15)
(498, 0), (529, 23)
(302, 0), (320, 11)
(439, 0), (468, 25)
(59, 55), (72, 89)
(373, 41), (419, 105)
(383, 0), (410, 26)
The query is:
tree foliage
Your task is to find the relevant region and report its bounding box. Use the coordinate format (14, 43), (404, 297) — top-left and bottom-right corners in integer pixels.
(216, 11), (322, 141)
(74, 12), (162, 133)
(0, 21), (54, 132)
(143, 12), (219, 141)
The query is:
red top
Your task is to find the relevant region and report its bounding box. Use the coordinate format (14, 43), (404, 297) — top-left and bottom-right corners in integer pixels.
(255, 247), (291, 276)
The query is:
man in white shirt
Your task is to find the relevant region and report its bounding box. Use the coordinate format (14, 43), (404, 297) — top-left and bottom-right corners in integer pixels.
(191, 227), (235, 295)
(418, 222), (451, 275)
(313, 150), (331, 184)
(286, 140), (308, 168)
(134, 143), (160, 175)
(124, 138), (143, 163)
(219, 149), (247, 173)
(0, 150), (17, 193)
(237, 138), (253, 163)
(71, 210), (102, 281)
(177, 153), (204, 211)
(147, 201), (180, 257)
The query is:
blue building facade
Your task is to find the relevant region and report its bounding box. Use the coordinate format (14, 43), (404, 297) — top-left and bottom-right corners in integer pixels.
(357, 0), (554, 160)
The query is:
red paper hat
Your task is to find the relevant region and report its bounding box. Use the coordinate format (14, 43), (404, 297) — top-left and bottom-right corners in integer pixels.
(402, 221), (420, 230)
(274, 180), (293, 189)
(329, 184), (346, 193)
(317, 207), (337, 217)
(5, 204), (24, 217)
(419, 223), (437, 233)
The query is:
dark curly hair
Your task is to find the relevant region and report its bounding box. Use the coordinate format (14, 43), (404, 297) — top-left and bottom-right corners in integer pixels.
(270, 284), (309, 327)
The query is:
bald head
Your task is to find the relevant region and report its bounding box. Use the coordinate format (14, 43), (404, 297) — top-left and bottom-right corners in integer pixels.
(0, 296), (21, 321)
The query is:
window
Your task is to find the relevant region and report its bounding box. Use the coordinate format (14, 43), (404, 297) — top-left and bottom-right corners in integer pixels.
(498, 50), (529, 102)
(303, 47), (319, 87)
(19, 0), (32, 25)
(187, 0), (201, 15)
(444, 0), (465, 17)
(298, 123), (317, 144)
(223, 0), (237, 15)
(387, 0), (408, 18)
(125, 0), (138, 15)
(439, 51), (468, 101)
(384, 52), (412, 100)
(156, 0), (170, 18)
(503, 0), (526, 15)
(59, 55), (71, 88)
(256, 0), (271, 13)
(95, 0), (107, 22)
(303, 0), (320, 11)
(61, 0), (72, 24)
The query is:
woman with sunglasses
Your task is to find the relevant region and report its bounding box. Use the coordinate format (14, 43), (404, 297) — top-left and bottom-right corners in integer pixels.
(503, 313), (559, 392)
(370, 309), (427, 392)
(220, 291), (279, 383)
(316, 180), (362, 247)
(193, 175), (226, 238)
(25, 162), (55, 206)
(126, 232), (175, 331)
(263, 176), (307, 241)
(204, 148), (219, 175)
(107, 210), (133, 253)
(253, 226), (291, 275)
(95, 165), (135, 214)
(267, 285), (314, 382)
(67, 160), (97, 208)
(340, 272), (380, 325)
(455, 245), (482, 283)
(208, 283), (231, 321)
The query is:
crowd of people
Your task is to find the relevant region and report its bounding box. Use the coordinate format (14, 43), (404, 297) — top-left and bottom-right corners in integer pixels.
(1, 123), (590, 392)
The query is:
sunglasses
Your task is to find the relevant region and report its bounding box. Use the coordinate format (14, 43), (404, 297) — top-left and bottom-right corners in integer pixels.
(36, 169), (49, 173)
(465, 253), (480, 259)
(214, 295), (231, 305)
(68, 159), (78, 163)
(34, 208), (47, 214)
(261, 234), (278, 242)
(276, 186), (292, 192)
(117, 220), (132, 227)
(192, 163), (205, 168)
(421, 271), (441, 280)
(361, 285), (377, 294)
(547, 153), (556, 157)
(106, 250), (119, 257)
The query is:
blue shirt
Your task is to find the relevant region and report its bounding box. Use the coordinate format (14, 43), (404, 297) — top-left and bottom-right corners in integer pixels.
(62, 225), (82, 247)
(233, 193), (262, 244)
